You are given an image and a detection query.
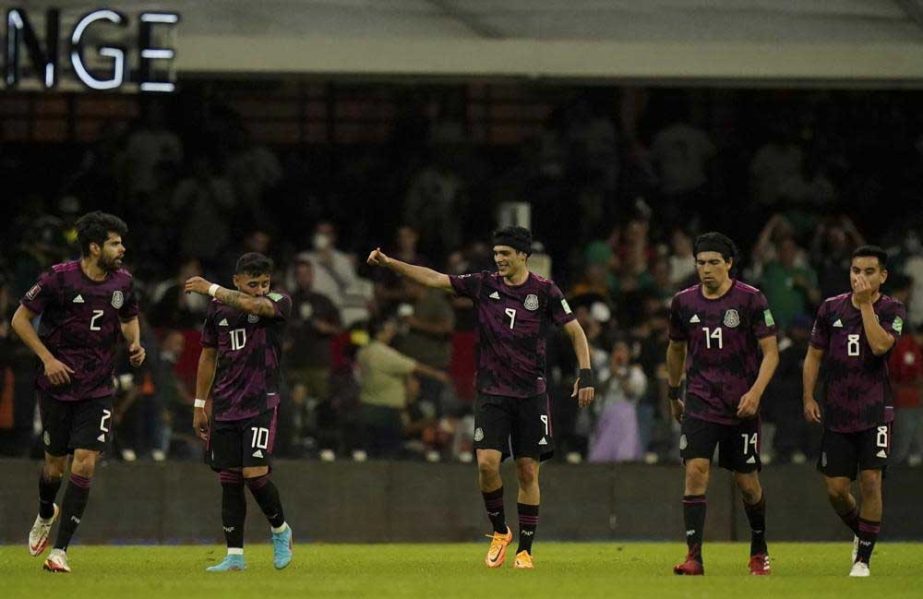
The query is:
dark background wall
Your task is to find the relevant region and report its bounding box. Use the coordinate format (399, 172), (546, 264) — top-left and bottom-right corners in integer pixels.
(2, 460), (922, 544)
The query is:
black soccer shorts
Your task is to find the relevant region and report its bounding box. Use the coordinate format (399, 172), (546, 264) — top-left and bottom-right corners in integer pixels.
(474, 392), (554, 461)
(207, 407), (278, 471)
(39, 394), (113, 456)
(817, 424), (891, 480)
(680, 414), (762, 473)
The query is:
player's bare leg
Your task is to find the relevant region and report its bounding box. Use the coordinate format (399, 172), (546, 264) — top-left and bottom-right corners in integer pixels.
(44, 449), (99, 573)
(30, 454), (66, 556)
(513, 458), (539, 569)
(674, 458), (709, 575)
(735, 472), (770, 575)
(850, 469), (882, 576)
(477, 449), (512, 568)
(243, 465), (293, 570)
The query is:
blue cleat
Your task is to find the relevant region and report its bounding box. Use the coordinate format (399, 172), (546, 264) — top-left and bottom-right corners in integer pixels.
(271, 525), (293, 570)
(206, 554), (246, 572)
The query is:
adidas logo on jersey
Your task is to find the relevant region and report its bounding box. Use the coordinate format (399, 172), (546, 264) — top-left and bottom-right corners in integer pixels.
(489, 291), (501, 300)
(219, 319), (229, 326)
(252, 449), (264, 458)
(72, 295), (85, 303)
(689, 314), (700, 323)
(833, 319), (843, 328)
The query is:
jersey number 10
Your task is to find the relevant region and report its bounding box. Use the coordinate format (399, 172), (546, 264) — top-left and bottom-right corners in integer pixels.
(230, 328), (247, 351)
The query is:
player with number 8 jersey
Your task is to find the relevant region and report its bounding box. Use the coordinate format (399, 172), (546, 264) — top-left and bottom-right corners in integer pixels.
(185, 252), (294, 572)
(667, 232), (779, 577)
(802, 245), (906, 577)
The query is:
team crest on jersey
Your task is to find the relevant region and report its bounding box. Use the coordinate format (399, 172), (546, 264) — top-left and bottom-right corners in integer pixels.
(248, 314), (260, 323)
(723, 309), (740, 328)
(474, 427), (484, 442)
(111, 290), (124, 309)
(524, 294), (539, 311)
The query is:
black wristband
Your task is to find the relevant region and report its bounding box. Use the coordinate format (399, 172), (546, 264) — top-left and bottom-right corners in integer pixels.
(578, 368), (594, 389)
(668, 385), (682, 400)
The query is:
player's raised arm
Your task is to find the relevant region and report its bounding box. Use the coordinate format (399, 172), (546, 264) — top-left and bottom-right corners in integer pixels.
(10, 305), (75, 386)
(185, 276), (277, 318)
(367, 247), (452, 291)
(802, 345), (824, 423)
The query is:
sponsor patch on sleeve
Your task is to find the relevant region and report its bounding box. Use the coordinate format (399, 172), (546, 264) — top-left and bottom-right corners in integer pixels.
(893, 316), (904, 334)
(561, 299), (572, 315)
(268, 292), (284, 302)
(764, 309), (775, 327)
(25, 284), (41, 301)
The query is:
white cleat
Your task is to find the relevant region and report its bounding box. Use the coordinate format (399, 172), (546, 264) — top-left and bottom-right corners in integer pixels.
(849, 561), (870, 577)
(43, 548), (71, 573)
(29, 504), (59, 556)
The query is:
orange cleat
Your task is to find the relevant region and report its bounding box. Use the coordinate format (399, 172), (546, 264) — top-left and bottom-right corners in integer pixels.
(484, 527), (513, 568)
(513, 550), (534, 569)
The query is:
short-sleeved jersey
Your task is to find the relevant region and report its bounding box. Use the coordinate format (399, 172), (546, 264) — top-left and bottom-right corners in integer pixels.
(20, 261), (139, 402)
(669, 280), (777, 425)
(809, 292), (906, 433)
(450, 271), (575, 398)
(201, 291), (292, 421)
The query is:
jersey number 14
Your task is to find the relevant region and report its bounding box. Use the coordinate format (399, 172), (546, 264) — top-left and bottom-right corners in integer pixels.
(703, 327), (723, 349)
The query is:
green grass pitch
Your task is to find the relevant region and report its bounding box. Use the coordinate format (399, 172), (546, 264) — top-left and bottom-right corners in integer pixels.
(2, 542), (922, 598)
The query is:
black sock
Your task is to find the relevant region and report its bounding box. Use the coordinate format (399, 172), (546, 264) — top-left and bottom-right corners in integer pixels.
(38, 472), (63, 519)
(683, 495), (706, 563)
(53, 473), (91, 551)
(837, 504), (860, 536)
(856, 518), (880, 564)
(245, 474), (286, 529)
(482, 488), (506, 534)
(220, 470), (246, 549)
(744, 494), (767, 556)
(517, 503), (539, 555)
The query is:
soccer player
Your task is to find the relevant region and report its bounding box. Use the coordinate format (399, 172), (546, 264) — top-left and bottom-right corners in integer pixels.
(184, 253), (294, 572)
(667, 232), (779, 576)
(12, 211), (145, 573)
(368, 226), (595, 570)
(802, 245), (905, 577)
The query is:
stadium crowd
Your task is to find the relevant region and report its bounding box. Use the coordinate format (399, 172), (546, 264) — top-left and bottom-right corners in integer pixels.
(2, 86), (923, 466)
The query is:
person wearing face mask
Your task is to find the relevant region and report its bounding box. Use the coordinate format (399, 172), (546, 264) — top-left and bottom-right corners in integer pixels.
(298, 222), (359, 314)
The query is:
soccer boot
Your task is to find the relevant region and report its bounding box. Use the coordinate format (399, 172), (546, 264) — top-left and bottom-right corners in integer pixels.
(673, 553), (705, 575)
(849, 561), (870, 577)
(206, 554), (246, 572)
(29, 504), (59, 556)
(271, 525), (293, 570)
(513, 550), (534, 569)
(484, 527), (513, 568)
(42, 549), (71, 573)
(748, 553), (771, 575)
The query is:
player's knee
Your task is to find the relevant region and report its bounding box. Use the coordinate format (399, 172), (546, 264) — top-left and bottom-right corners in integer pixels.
(824, 480), (850, 504)
(43, 458), (67, 479)
(218, 469), (244, 486)
(242, 466), (269, 479)
(516, 462), (538, 487)
(858, 471), (881, 498)
(477, 458), (500, 480)
(70, 451), (98, 477)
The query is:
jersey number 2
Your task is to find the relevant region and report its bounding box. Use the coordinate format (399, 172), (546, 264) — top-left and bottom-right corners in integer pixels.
(89, 309), (104, 331)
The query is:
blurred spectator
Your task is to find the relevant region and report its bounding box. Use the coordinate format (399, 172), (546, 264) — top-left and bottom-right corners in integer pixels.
(587, 338), (647, 463)
(300, 221), (359, 312)
(902, 230), (923, 326)
(356, 317), (449, 459)
(750, 122), (805, 207)
(149, 257), (209, 329)
(668, 228), (697, 289)
(404, 152), (465, 260)
(374, 225), (430, 313)
(171, 156), (236, 269)
(890, 323), (923, 466)
(758, 237), (820, 330)
(811, 216), (866, 300)
(120, 100), (182, 201)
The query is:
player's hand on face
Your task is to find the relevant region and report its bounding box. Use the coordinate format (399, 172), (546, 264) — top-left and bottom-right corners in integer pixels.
(184, 276), (212, 296)
(128, 342), (146, 367)
(736, 391), (760, 419)
(193, 408), (209, 441)
(366, 248), (389, 267)
(43, 357), (75, 386)
(852, 275), (873, 304)
(803, 397), (822, 423)
(670, 399), (684, 424)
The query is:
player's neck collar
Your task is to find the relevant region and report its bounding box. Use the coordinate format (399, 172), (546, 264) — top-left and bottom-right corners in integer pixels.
(700, 278), (734, 300)
(79, 258), (109, 283)
(502, 269), (531, 287)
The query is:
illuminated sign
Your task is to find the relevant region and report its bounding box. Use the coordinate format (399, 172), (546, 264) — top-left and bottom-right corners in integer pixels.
(4, 7), (179, 92)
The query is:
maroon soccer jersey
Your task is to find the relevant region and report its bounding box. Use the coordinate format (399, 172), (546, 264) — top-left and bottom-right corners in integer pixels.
(809, 292), (906, 433)
(669, 280), (777, 425)
(450, 271), (575, 398)
(20, 261), (140, 402)
(201, 291), (292, 421)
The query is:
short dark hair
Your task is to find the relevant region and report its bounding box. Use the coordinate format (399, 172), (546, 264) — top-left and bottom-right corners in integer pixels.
(851, 245), (888, 269)
(235, 252), (273, 276)
(492, 226), (533, 255)
(75, 211), (128, 257)
(693, 232), (738, 263)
